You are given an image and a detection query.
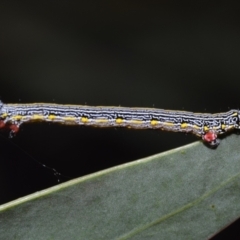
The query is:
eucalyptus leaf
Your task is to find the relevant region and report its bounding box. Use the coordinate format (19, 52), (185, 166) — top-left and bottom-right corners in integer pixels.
(0, 134), (240, 239)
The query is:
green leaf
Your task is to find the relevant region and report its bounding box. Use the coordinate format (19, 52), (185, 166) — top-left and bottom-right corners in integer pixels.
(0, 134), (240, 239)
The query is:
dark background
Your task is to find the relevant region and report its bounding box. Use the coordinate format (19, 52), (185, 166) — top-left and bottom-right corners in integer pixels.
(0, 1), (240, 239)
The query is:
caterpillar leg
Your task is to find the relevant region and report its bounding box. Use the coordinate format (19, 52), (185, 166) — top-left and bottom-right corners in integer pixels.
(0, 120), (20, 138)
(202, 131), (220, 147)
(9, 124), (20, 138)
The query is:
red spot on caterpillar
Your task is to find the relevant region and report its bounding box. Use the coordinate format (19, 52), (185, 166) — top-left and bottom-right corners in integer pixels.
(202, 131), (217, 142)
(0, 120), (6, 129)
(9, 124), (19, 133)
(0, 121), (19, 137)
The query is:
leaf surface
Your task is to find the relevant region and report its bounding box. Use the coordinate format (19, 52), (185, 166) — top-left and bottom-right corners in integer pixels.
(0, 134), (240, 239)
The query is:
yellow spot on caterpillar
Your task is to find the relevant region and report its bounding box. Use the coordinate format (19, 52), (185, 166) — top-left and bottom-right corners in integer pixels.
(232, 112), (238, 116)
(116, 118), (123, 124)
(81, 117), (89, 123)
(193, 125), (200, 129)
(48, 114), (56, 120)
(181, 123), (188, 128)
(221, 124), (226, 129)
(204, 126), (209, 131)
(1, 113), (8, 118)
(12, 115), (23, 121)
(63, 116), (76, 122)
(150, 120), (159, 125)
(96, 118), (108, 123)
(32, 114), (44, 120)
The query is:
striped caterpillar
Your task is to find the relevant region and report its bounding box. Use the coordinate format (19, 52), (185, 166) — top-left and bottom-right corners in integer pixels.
(1, 101), (239, 147)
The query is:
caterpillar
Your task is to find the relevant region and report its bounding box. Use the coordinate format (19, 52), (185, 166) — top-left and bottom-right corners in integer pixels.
(0, 101), (239, 147)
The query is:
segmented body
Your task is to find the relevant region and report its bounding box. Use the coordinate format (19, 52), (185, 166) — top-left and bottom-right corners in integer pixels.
(0, 101), (239, 146)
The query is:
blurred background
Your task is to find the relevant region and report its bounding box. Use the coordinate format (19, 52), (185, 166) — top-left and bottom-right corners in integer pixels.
(0, 1), (240, 238)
